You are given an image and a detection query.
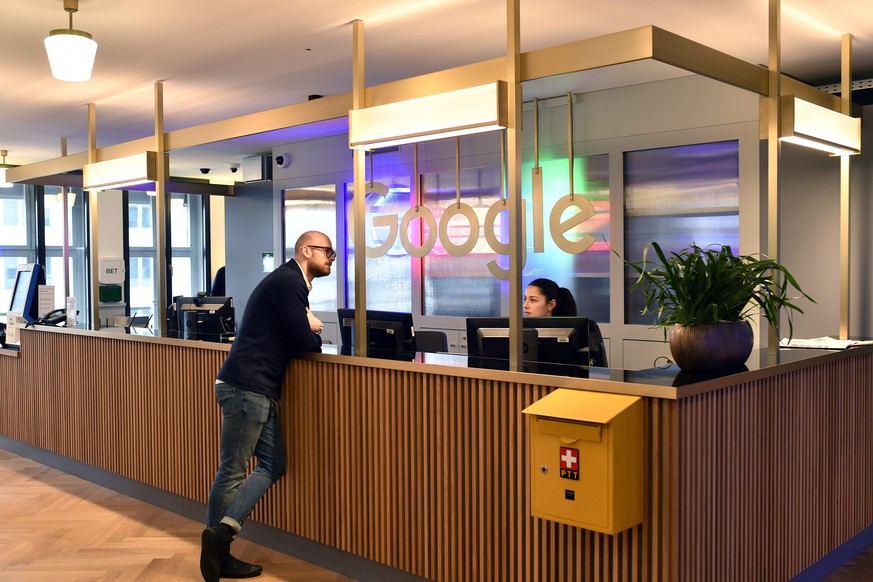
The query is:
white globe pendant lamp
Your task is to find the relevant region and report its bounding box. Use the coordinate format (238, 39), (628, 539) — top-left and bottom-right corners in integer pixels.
(44, 0), (97, 82)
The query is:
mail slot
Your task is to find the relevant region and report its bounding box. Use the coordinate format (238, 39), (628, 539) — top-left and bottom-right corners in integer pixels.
(522, 389), (643, 534)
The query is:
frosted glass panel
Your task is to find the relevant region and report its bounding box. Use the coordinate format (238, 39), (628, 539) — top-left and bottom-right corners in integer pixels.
(345, 179), (413, 312)
(283, 185), (338, 312)
(623, 140), (740, 325)
(421, 166), (502, 317)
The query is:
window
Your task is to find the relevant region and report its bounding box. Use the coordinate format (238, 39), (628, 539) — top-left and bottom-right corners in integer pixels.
(170, 193), (206, 297)
(43, 187), (90, 325)
(1, 185), (89, 324)
(0, 186), (33, 319)
(126, 191), (208, 319)
(128, 191), (157, 318)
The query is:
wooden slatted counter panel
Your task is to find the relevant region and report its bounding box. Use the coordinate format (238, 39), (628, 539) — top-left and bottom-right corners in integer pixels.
(2, 327), (872, 581)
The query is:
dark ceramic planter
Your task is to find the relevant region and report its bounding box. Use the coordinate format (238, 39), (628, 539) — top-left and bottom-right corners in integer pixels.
(668, 321), (754, 372)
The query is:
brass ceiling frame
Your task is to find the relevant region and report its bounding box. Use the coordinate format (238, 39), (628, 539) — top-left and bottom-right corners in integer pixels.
(7, 25), (845, 183)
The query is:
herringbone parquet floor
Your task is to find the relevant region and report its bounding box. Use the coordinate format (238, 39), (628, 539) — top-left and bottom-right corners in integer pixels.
(0, 448), (356, 581)
(4, 446), (873, 581)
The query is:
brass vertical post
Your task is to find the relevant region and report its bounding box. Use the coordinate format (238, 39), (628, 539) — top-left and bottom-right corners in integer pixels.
(351, 19), (368, 355)
(839, 34), (852, 340)
(506, 0), (524, 370)
(154, 81), (168, 333)
(87, 103), (100, 329)
(767, 0), (781, 352)
(60, 137), (71, 299)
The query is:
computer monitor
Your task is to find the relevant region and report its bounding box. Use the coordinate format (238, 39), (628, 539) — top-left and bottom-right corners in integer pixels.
(466, 316), (607, 370)
(7, 263), (45, 323)
(173, 295), (235, 342)
(337, 309), (416, 352)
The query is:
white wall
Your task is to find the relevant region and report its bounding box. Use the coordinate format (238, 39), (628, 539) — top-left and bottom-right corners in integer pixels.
(780, 104), (873, 339)
(224, 180), (274, 319)
(95, 189), (126, 324)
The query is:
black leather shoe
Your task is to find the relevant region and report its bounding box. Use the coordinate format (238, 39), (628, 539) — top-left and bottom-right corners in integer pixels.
(200, 525), (234, 582)
(221, 554), (263, 578)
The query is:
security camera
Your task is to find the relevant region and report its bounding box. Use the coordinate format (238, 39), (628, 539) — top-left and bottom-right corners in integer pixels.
(200, 168), (210, 174)
(229, 164), (240, 174)
(275, 153), (291, 168)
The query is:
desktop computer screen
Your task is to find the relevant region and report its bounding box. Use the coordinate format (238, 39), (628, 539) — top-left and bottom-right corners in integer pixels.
(337, 309), (416, 353)
(465, 316), (607, 371)
(7, 263), (45, 323)
(170, 295), (235, 342)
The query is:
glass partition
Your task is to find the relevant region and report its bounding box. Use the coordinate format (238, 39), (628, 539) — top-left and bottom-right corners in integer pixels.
(0, 184), (34, 321)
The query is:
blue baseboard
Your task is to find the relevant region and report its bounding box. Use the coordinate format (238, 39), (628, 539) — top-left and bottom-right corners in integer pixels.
(791, 523), (873, 581)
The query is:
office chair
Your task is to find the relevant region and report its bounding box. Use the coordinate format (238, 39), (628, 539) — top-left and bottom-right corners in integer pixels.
(415, 330), (448, 353)
(588, 321), (608, 367)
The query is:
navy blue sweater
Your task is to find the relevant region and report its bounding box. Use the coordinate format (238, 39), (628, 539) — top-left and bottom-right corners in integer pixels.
(216, 260), (322, 400)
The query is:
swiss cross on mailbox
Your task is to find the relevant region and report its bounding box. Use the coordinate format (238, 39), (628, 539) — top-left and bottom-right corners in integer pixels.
(559, 446), (580, 480)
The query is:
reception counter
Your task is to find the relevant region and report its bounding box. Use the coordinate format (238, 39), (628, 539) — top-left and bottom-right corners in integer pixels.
(2, 325), (873, 581)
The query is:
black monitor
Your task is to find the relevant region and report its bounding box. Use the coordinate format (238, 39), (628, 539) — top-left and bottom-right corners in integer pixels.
(337, 309), (416, 353)
(7, 263), (45, 323)
(466, 316), (607, 371)
(173, 295), (235, 342)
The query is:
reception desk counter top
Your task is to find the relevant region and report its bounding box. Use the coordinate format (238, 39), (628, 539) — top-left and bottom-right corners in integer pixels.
(17, 322), (873, 400)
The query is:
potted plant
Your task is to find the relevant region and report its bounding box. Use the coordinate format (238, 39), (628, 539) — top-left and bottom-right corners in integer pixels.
(621, 242), (814, 371)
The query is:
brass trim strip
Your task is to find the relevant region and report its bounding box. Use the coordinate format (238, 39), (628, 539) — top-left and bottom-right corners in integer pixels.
(840, 34), (852, 339)
(8, 24), (844, 183)
(154, 81), (168, 332)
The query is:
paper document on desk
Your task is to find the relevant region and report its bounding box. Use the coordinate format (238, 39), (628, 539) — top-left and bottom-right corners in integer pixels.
(780, 336), (873, 349)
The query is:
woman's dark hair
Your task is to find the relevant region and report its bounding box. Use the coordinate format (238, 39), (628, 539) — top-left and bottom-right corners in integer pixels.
(528, 277), (577, 316)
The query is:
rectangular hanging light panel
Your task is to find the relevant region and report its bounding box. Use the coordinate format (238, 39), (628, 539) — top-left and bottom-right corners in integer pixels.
(83, 151), (158, 191)
(780, 95), (860, 156)
(349, 81), (508, 150)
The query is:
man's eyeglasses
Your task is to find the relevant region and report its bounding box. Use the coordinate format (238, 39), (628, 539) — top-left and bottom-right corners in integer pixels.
(308, 245), (336, 259)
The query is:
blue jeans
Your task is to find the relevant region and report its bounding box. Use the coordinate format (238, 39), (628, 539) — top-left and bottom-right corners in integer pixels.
(206, 382), (286, 530)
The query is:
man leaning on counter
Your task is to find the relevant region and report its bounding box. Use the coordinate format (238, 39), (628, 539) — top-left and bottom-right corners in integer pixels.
(199, 230), (335, 582)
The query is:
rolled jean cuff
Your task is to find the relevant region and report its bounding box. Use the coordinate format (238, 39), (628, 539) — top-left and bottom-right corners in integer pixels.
(220, 517), (242, 533)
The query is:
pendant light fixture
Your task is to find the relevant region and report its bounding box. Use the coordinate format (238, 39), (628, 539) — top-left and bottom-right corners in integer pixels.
(0, 150), (14, 188)
(44, 0), (98, 82)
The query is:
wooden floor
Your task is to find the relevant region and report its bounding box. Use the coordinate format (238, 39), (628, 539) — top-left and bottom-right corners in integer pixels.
(2, 447), (872, 582)
(822, 547), (873, 582)
(0, 449), (356, 581)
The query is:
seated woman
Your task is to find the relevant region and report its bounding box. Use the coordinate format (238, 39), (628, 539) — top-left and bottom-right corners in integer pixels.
(523, 278), (577, 317)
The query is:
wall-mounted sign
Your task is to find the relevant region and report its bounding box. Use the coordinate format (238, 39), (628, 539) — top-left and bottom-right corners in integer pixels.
(99, 258), (126, 284)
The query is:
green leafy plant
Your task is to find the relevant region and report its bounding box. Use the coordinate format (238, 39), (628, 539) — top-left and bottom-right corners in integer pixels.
(621, 242), (814, 339)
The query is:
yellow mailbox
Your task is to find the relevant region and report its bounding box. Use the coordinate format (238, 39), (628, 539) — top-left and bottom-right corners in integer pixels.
(522, 389), (643, 534)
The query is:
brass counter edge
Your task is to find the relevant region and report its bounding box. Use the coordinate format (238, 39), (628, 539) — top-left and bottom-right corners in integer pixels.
(19, 325), (231, 352)
(21, 325), (873, 401)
